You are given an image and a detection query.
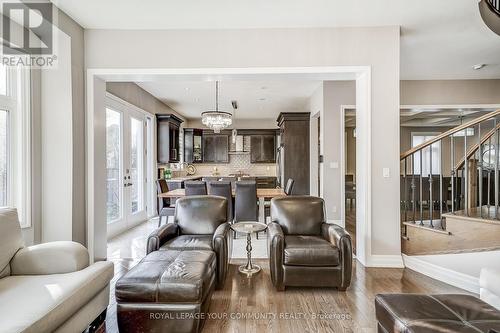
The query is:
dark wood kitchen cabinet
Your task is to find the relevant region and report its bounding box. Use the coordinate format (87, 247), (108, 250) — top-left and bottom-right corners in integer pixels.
(157, 114), (183, 163)
(184, 128), (203, 163)
(250, 134), (276, 163)
(277, 112), (310, 195)
(202, 134), (229, 163)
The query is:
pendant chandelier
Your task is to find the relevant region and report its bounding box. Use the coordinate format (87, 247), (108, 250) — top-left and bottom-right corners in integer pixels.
(201, 81), (232, 133)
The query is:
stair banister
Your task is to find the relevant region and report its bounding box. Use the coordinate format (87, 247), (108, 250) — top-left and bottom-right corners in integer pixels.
(454, 122), (500, 170)
(400, 109), (500, 160)
(400, 109), (500, 234)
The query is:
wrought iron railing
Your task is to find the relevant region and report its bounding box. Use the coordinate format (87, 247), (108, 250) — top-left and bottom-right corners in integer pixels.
(400, 109), (500, 236)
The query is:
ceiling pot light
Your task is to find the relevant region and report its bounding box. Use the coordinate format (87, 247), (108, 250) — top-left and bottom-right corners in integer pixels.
(201, 81), (232, 133)
(473, 63), (486, 70)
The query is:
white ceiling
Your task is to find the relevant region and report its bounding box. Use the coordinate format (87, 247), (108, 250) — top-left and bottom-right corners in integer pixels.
(137, 80), (322, 119)
(52, 0), (500, 79)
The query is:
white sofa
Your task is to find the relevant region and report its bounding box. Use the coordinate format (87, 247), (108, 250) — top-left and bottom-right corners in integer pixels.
(480, 267), (500, 310)
(0, 208), (114, 333)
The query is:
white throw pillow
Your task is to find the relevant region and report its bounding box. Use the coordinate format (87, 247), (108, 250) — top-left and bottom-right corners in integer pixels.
(0, 208), (24, 278)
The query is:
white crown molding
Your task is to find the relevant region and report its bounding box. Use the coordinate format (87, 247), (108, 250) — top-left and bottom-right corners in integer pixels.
(403, 254), (479, 294)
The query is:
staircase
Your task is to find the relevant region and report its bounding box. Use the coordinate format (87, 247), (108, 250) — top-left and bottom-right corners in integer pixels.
(400, 109), (500, 255)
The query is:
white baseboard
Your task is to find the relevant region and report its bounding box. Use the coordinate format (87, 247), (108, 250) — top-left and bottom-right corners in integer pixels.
(403, 255), (479, 293)
(365, 255), (404, 268)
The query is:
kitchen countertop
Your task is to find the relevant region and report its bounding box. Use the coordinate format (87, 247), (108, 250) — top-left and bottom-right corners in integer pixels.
(164, 175), (276, 182)
(164, 175), (203, 182)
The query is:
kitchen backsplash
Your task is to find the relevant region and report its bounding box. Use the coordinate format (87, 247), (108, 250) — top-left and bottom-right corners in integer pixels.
(196, 153), (276, 176)
(165, 135), (276, 177)
(170, 153), (276, 177)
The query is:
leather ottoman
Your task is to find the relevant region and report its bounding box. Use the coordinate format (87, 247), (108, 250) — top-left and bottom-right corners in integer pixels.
(116, 250), (216, 333)
(375, 294), (500, 333)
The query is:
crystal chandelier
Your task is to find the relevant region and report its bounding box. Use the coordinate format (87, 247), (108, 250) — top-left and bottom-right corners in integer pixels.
(201, 81), (232, 133)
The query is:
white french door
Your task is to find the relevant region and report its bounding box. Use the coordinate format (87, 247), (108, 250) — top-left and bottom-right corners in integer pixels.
(106, 101), (148, 239)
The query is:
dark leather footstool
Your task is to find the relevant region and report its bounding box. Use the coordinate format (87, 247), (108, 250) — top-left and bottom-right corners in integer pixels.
(375, 294), (500, 333)
(116, 250), (216, 333)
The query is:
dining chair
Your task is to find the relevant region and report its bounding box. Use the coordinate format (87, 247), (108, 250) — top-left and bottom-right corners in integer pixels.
(234, 180), (258, 239)
(207, 181), (233, 222)
(156, 179), (175, 227)
(219, 176), (237, 190)
(184, 181), (207, 196)
(284, 178), (295, 195)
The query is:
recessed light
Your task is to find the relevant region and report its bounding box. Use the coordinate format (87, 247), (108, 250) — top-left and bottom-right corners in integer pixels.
(473, 64), (486, 70)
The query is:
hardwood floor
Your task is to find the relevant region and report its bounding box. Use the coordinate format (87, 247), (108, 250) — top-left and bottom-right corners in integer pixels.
(104, 218), (472, 333)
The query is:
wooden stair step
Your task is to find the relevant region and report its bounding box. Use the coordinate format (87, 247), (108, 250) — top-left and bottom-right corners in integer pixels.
(402, 209), (500, 255)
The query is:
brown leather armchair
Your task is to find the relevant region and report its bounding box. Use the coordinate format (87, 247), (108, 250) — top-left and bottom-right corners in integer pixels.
(146, 195), (232, 289)
(268, 196), (352, 291)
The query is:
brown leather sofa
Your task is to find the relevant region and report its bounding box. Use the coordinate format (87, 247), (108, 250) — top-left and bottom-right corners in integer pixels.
(116, 196), (231, 333)
(146, 195), (232, 288)
(116, 250), (216, 333)
(268, 196), (352, 291)
(375, 293), (500, 333)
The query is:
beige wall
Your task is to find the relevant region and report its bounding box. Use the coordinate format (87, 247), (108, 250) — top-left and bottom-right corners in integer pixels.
(59, 11), (86, 246)
(106, 82), (184, 119)
(85, 26), (402, 262)
(401, 80), (500, 105)
(321, 81), (356, 223)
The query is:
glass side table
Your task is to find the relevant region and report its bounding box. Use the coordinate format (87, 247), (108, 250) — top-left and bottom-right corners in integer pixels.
(230, 222), (268, 277)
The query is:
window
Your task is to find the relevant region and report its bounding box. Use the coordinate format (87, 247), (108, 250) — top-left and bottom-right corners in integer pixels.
(0, 63), (32, 227)
(0, 110), (8, 206)
(412, 133), (441, 175)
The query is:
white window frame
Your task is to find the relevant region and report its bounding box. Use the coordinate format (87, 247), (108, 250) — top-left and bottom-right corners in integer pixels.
(411, 132), (441, 176)
(0, 64), (32, 228)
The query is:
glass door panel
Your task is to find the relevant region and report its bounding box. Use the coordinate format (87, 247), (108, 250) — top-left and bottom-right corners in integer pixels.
(130, 117), (144, 214)
(106, 108), (123, 223)
(106, 102), (148, 239)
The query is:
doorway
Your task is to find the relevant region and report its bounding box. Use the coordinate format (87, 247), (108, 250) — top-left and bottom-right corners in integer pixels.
(87, 67), (374, 265)
(343, 108), (356, 253)
(105, 95), (151, 239)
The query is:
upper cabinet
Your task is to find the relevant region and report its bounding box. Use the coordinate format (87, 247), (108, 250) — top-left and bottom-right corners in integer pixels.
(203, 134), (229, 163)
(157, 114), (183, 164)
(277, 112), (310, 195)
(184, 128), (203, 163)
(250, 134), (276, 163)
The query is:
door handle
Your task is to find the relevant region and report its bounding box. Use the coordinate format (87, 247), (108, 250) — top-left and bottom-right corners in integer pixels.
(124, 183), (132, 187)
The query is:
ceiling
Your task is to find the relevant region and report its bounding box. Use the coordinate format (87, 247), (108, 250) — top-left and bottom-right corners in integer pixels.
(137, 80), (322, 119)
(345, 108), (499, 127)
(52, 0), (500, 79)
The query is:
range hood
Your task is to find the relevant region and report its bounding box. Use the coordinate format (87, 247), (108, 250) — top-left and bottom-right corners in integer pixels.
(229, 135), (249, 154)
